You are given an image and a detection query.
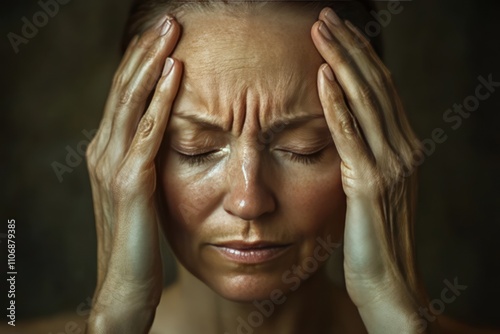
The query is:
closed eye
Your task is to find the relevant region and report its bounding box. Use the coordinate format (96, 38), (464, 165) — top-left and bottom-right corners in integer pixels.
(176, 150), (221, 167)
(281, 147), (327, 165)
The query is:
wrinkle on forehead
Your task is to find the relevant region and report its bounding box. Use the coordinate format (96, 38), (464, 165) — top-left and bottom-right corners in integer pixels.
(171, 7), (324, 130)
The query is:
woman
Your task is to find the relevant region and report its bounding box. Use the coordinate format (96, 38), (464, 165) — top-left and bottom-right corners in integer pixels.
(84, 1), (496, 333)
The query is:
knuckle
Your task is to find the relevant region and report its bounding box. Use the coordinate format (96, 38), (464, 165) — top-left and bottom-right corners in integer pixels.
(143, 46), (160, 64)
(358, 84), (374, 101)
(136, 115), (156, 139)
(118, 75), (154, 107)
(136, 33), (155, 51)
(94, 161), (108, 183)
(140, 34), (164, 65)
(340, 118), (354, 136)
(337, 109), (357, 136)
(118, 85), (143, 106)
(118, 87), (135, 106)
(85, 142), (97, 166)
(353, 84), (376, 109)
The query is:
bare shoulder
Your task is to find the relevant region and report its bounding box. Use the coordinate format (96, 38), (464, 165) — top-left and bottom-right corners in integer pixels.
(439, 315), (500, 334)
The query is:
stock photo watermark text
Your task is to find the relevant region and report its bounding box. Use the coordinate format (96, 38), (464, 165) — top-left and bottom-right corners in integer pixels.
(52, 129), (96, 183)
(412, 277), (468, 333)
(7, 0), (73, 54)
(6, 219), (17, 327)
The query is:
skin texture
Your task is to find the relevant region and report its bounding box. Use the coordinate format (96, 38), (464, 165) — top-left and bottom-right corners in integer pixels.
(158, 7), (346, 303)
(85, 4), (467, 334)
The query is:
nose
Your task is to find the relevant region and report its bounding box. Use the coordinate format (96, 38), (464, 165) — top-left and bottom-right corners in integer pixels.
(223, 147), (276, 221)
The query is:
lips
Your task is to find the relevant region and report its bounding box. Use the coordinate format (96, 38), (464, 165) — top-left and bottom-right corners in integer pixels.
(210, 241), (292, 264)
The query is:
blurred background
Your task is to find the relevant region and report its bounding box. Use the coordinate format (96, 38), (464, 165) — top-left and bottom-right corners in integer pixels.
(1, 0), (499, 333)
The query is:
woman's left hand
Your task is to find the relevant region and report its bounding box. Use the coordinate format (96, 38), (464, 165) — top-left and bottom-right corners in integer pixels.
(311, 7), (424, 333)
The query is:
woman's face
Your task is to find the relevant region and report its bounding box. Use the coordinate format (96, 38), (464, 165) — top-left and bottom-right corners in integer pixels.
(158, 6), (346, 302)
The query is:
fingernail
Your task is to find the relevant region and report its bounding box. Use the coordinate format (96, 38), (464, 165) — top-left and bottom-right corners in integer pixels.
(322, 64), (335, 82)
(155, 16), (168, 30)
(324, 7), (342, 26)
(162, 57), (174, 76)
(161, 17), (173, 36)
(319, 21), (334, 41)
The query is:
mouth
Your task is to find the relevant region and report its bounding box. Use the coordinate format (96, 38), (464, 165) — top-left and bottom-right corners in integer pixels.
(210, 241), (292, 264)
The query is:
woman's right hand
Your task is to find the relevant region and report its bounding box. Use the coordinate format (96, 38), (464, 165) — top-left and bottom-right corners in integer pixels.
(85, 15), (182, 334)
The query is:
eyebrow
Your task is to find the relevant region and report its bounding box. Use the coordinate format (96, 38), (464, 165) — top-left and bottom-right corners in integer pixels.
(172, 113), (326, 133)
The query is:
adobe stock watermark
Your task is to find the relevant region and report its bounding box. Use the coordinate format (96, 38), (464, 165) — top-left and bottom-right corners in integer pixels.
(412, 277), (468, 333)
(394, 73), (499, 181)
(347, 0), (408, 52)
(52, 129), (96, 183)
(226, 235), (341, 334)
(7, 0), (73, 54)
(364, 0), (406, 38)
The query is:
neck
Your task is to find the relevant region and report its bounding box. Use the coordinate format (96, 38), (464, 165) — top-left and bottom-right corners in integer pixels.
(176, 264), (356, 334)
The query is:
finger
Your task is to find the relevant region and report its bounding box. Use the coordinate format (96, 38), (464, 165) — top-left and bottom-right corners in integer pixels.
(343, 19), (418, 158)
(105, 17), (181, 161)
(319, 8), (389, 91)
(318, 63), (374, 171)
(115, 34), (140, 79)
(115, 16), (173, 88)
(312, 19), (389, 159)
(343, 19), (388, 79)
(100, 17), (170, 132)
(88, 24), (156, 159)
(315, 9), (417, 165)
(121, 57), (183, 188)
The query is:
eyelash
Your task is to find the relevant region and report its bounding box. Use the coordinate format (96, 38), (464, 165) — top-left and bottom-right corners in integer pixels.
(176, 148), (326, 167)
(287, 149), (326, 165)
(177, 150), (220, 167)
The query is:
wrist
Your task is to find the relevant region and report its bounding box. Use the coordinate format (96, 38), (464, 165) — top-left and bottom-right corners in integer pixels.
(86, 304), (156, 334)
(355, 278), (426, 334)
(357, 301), (423, 334)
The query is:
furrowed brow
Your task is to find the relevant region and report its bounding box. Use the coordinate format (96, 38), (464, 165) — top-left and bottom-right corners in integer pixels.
(263, 114), (325, 133)
(173, 113), (225, 132)
(173, 113), (325, 133)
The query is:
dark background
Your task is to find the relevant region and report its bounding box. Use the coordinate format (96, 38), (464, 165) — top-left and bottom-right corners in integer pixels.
(1, 0), (499, 332)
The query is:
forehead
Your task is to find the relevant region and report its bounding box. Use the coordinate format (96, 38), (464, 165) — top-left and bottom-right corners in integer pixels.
(170, 6), (325, 126)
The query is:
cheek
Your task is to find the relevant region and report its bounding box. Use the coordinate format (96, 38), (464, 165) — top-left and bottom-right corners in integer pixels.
(157, 154), (223, 250)
(281, 156), (346, 240)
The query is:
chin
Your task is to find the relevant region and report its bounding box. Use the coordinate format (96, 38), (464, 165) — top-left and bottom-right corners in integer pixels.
(206, 272), (293, 303)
